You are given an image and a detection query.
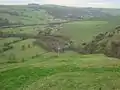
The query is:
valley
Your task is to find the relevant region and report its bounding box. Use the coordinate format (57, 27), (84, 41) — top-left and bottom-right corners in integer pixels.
(1, 4), (120, 90)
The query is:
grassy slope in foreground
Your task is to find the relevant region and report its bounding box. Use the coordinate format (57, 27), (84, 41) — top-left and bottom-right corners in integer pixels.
(0, 54), (120, 90)
(57, 20), (120, 42)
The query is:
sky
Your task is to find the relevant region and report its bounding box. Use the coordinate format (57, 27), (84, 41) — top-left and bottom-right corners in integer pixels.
(0, 0), (120, 8)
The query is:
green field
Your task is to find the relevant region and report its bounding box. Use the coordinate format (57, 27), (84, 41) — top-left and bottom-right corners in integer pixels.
(0, 20), (118, 62)
(0, 25), (46, 63)
(1, 53), (120, 90)
(1, 20), (120, 90)
(57, 20), (120, 42)
(1, 19), (120, 90)
(1, 5), (120, 90)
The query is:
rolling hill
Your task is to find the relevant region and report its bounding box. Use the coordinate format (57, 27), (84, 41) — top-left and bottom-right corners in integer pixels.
(40, 4), (120, 19)
(1, 4), (120, 90)
(0, 5), (53, 25)
(56, 20), (120, 42)
(1, 4), (120, 61)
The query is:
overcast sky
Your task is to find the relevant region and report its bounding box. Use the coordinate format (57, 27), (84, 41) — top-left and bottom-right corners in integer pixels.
(0, 0), (120, 8)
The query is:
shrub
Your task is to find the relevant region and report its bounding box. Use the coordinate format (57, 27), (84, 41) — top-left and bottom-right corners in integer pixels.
(35, 54), (39, 58)
(22, 37), (27, 40)
(2, 45), (13, 52)
(20, 29), (23, 31)
(7, 60), (17, 63)
(32, 56), (35, 59)
(28, 44), (31, 48)
(4, 42), (9, 46)
(82, 42), (86, 46)
(21, 58), (25, 62)
(21, 45), (25, 50)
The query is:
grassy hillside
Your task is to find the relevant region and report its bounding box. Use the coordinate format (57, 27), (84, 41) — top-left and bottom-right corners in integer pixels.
(57, 20), (120, 42)
(1, 19), (120, 62)
(0, 54), (120, 90)
(82, 25), (120, 58)
(1, 4), (120, 25)
(1, 5), (120, 90)
(40, 5), (120, 19)
(0, 5), (120, 57)
(0, 25), (47, 63)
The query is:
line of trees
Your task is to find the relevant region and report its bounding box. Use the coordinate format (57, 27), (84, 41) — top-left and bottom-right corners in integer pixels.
(0, 45), (13, 53)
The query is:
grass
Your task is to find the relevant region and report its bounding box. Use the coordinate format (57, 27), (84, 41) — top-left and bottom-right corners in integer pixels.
(0, 20), (120, 90)
(1, 6), (120, 90)
(0, 39), (45, 63)
(0, 54), (120, 90)
(0, 67), (55, 90)
(0, 25), (46, 63)
(0, 37), (45, 63)
(57, 21), (120, 42)
(0, 25), (45, 63)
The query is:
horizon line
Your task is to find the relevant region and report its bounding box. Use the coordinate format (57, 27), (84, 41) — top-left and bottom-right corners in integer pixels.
(0, 3), (120, 9)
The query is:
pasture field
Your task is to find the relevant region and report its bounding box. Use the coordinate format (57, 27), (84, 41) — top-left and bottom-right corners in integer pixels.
(57, 20), (120, 42)
(0, 19), (120, 66)
(0, 25), (46, 63)
(0, 53), (120, 90)
(1, 5), (120, 90)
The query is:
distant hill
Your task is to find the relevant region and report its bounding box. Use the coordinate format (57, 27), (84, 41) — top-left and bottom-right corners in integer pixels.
(40, 5), (120, 19)
(0, 5), (53, 25)
(1, 4), (120, 58)
(1, 4), (120, 26)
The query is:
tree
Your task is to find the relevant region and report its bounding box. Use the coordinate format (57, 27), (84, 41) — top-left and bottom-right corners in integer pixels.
(82, 42), (86, 46)
(4, 42), (9, 46)
(0, 31), (3, 35)
(20, 29), (23, 31)
(28, 44), (31, 48)
(21, 45), (25, 50)
(21, 58), (25, 62)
